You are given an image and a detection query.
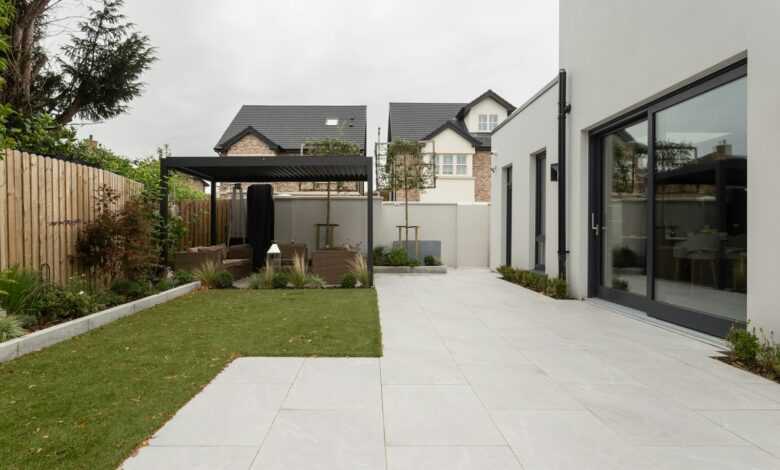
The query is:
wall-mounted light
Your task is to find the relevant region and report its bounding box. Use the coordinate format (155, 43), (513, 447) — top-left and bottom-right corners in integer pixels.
(550, 163), (559, 182)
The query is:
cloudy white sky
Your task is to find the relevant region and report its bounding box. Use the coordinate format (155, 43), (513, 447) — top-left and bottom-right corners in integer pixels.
(50, 0), (558, 159)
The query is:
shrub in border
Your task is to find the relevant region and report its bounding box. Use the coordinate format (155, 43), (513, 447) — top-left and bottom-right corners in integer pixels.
(213, 271), (233, 289)
(272, 272), (289, 289)
(340, 272), (357, 289)
(496, 266), (568, 300)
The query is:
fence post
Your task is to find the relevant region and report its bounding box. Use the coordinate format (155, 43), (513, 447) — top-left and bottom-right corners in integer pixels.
(159, 158), (169, 266)
(210, 179), (217, 245)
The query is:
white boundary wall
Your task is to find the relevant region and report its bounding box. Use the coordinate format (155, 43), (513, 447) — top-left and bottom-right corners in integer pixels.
(273, 195), (490, 268)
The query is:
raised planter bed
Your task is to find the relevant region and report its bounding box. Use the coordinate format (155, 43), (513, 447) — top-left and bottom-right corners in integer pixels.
(0, 281), (201, 363)
(374, 265), (447, 274)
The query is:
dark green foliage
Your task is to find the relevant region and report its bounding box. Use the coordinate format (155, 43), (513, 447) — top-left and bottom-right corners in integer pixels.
(92, 288), (127, 308)
(385, 247), (411, 266)
(612, 246), (638, 268)
(727, 326), (761, 364)
(424, 255), (441, 266)
(213, 271), (233, 289)
(173, 270), (194, 286)
(373, 246), (388, 266)
(756, 336), (780, 380)
(0, 314), (26, 341)
(0, 289), (381, 469)
(272, 271), (289, 289)
(111, 279), (152, 301)
(545, 278), (569, 299)
(340, 272), (357, 289)
(0, 267), (45, 318)
(37, 280), (100, 325)
(2, 0), (156, 125)
(496, 266), (569, 300)
(528, 272), (547, 292)
(612, 278), (629, 291)
(724, 326), (780, 381)
(496, 265), (513, 280)
(155, 278), (174, 292)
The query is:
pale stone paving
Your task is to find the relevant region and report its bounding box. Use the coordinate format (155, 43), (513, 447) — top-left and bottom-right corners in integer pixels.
(123, 269), (780, 469)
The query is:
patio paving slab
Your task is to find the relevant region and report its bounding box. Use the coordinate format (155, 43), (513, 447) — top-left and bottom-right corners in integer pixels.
(123, 269), (780, 470)
(250, 409), (385, 470)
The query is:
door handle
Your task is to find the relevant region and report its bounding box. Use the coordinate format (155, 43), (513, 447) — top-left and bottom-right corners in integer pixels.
(591, 213), (601, 237)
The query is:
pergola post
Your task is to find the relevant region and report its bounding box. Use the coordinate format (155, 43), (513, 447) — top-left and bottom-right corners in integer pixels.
(210, 179), (218, 245)
(367, 158), (374, 287)
(159, 158), (170, 266)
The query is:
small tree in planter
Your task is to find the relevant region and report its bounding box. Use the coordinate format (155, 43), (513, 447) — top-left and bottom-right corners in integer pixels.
(303, 139), (361, 248)
(382, 139), (436, 258)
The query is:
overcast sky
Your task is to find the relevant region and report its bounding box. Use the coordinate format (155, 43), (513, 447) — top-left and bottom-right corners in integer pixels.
(50, 0), (558, 160)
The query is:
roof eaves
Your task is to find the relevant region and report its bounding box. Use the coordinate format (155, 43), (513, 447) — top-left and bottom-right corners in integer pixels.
(214, 126), (282, 153)
(456, 89), (516, 120)
(422, 120), (481, 146)
(491, 77), (559, 135)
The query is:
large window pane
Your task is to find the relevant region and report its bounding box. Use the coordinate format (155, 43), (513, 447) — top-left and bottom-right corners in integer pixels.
(654, 77), (746, 321)
(602, 121), (649, 295)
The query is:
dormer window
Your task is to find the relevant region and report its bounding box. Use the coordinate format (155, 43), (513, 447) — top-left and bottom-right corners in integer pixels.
(479, 114), (499, 132)
(325, 118), (339, 126)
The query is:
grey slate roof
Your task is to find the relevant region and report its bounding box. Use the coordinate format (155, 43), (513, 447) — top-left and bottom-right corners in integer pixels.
(214, 105), (367, 153)
(388, 102), (466, 142)
(388, 91), (514, 150)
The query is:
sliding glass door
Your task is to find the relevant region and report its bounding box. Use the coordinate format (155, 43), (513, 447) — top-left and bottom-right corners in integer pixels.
(590, 62), (747, 336)
(601, 120), (648, 296)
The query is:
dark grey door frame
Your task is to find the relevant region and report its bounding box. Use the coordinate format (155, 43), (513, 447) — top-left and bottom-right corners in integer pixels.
(505, 165), (513, 266)
(586, 59), (747, 337)
(534, 151), (546, 271)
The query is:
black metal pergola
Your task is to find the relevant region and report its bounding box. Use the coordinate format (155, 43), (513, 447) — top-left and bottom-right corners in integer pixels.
(160, 155), (374, 286)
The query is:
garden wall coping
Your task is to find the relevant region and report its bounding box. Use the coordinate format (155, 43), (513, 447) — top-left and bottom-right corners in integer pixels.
(0, 281), (201, 363)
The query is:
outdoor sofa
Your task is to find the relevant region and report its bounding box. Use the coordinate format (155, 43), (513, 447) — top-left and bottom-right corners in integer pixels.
(173, 243), (253, 279)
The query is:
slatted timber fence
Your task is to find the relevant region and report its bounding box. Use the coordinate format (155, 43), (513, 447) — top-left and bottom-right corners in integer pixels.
(0, 149), (143, 284)
(175, 199), (232, 249)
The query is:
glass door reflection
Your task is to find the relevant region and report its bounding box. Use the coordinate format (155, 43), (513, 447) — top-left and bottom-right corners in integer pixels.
(602, 120), (649, 296)
(653, 77), (747, 322)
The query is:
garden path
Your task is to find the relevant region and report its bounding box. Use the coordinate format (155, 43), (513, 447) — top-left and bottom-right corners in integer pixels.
(123, 269), (780, 470)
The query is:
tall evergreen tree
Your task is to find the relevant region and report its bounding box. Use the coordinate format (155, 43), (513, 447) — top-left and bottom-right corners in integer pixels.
(1, 0), (156, 124)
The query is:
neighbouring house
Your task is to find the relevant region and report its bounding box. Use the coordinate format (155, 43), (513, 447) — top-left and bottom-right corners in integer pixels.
(490, 0), (779, 337)
(180, 174), (208, 194)
(213, 105), (367, 196)
(387, 90), (514, 203)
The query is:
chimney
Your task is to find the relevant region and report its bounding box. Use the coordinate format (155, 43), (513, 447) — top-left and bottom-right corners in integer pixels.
(715, 140), (732, 157)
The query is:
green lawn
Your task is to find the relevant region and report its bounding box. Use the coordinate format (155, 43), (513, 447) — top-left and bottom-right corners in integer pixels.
(0, 288), (381, 470)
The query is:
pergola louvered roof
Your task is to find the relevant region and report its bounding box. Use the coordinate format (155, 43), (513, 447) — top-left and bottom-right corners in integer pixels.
(162, 156), (371, 183)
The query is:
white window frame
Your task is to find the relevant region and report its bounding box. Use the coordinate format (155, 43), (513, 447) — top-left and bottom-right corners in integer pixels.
(437, 154), (471, 177)
(478, 114), (499, 132)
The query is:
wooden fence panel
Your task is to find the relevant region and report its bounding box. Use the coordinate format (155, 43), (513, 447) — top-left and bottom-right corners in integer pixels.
(176, 199), (232, 250)
(0, 151), (6, 270)
(45, 157), (55, 281)
(22, 152), (32, 267)
(9, 151), (23, 267)
(0, 151), (143, 284)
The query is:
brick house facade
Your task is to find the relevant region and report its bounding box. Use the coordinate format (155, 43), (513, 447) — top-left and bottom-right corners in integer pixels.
(387, 90), (513, 203)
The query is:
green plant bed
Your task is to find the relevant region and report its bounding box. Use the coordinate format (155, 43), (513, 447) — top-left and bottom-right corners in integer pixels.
(719, 325), (780, 384)
(496, 265), (569, 299)
(0, 288), (381, 469)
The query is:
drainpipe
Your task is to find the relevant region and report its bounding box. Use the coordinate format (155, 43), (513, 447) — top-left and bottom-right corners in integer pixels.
(557, 69), (571, 280)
